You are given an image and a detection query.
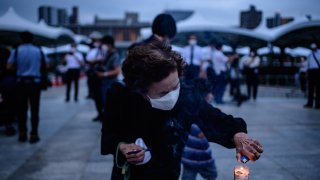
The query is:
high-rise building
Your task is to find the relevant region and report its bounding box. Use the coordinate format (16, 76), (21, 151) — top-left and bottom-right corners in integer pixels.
(240, 5), (262, 29)
(67, 12), (150, 42)
(39, 6), (77, 26)
(58, 9), (68, 26)
(69, 6), (78, 25)
(266, 13), (294, 28)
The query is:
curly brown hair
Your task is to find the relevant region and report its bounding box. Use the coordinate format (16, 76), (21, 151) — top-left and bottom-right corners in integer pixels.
(122, 39), (185, 93)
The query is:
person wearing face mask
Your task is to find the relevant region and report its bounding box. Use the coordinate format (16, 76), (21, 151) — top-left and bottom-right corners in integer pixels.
(96, 35), (122, 110)
(101, 39), (263, 180)
(183, 34), (205, 81)
(304, 43), (320, 109)
(63, 43), (84, 102)
(240, 48), (260, 100)
(86, 31), (105, 121)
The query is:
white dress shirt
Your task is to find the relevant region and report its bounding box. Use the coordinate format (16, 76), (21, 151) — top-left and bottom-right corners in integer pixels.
(86, 48), (105, 62)
(307, 49), (320, 69)
(240, 56), (261, 69)
(212, 50), (228, 75)
(183, 45), (204, 66)
(65, 51), (84, 69)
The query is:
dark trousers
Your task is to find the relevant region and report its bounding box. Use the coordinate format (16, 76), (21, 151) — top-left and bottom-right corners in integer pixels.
(17, 80), (41, 134)
(65, 69), (80, 101)
(245, 69), (259, 100)
(92, 78), (103, 117)
(299, 72), (307, 93)
(306, 69), (320, 107)
(86, 73), (95, 98)
(213, 72), (227, 104)
(101, 79), (117, 108)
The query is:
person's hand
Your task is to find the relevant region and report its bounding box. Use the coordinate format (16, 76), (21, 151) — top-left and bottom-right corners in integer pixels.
(233, 132), (263, 162)
(119, 143), (145, 164)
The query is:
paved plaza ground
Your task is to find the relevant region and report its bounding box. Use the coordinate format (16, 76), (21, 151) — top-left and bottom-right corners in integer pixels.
(0, 80), (319, 180)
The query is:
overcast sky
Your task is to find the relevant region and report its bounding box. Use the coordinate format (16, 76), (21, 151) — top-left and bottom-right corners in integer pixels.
(1, 0), (319, 26)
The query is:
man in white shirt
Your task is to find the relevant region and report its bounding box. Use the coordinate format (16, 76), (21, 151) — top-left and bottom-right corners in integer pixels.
(85, 32), (106, 121)
(304, 43), (320, 109)
(64, 43), (84, 102)
(183, 34), (204, 81)
(211, 42), (233, 104)
(240, 48), (261, 100)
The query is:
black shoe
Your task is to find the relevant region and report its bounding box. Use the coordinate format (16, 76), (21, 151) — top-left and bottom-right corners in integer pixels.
(5, 126), (16, 136)
(65, 98), (70, 102)
(29, 134), (40, 144)
(303, 104), (312, 108)
(18, 132), (28, 142)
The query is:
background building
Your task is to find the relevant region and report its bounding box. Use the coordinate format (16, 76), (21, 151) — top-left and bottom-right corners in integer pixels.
(240, 5), (262, 29)
(38, 6), (78, 26)
(66, 12), (150, 42)
(267, 12), (294, 28)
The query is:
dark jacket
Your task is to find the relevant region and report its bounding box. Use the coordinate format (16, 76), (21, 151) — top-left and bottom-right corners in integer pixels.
(101, 80), (247, 179)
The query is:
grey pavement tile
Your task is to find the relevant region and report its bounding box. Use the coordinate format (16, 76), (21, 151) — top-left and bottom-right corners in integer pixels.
(2, 80), (320, 179)
(289, 167), (320, 180)
(249, 169), (299, 180)
(80, 172), (112, 180)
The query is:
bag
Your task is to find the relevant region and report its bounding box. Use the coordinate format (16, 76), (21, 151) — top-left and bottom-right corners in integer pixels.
(39, 49), (51, 90)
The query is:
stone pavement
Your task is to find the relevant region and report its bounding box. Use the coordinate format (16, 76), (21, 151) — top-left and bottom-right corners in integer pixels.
(0, 80), (319, 180)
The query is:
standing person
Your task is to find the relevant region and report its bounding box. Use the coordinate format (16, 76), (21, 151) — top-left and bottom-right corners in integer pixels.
(96, 35), (122, 109)
(129, 13), (177, 49)
(241, 48), (260, 100)
(211, 42), (233, 104)
(304, 43), (320, 109)
(86, 31), (106, 121)
(85, 31), (104, 99)
(183, 34), (204, 81)
(7, 31), (47, 143)
(64, 43), (84, 102)
(298, 57), (307, 95)
(229, 56), (245, 106)
(0, 46), (17, 136)
(101, 39), (263, 179)
(181, 78), (217, 180)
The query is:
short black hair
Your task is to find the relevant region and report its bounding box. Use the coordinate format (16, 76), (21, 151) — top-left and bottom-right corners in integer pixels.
(20, 31), (34, 43)
(152, 13), (177, 39)
(102, 35), (115, 47)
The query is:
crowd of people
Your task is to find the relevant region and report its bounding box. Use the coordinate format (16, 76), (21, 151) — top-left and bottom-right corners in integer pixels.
(7, 11), (320, 180)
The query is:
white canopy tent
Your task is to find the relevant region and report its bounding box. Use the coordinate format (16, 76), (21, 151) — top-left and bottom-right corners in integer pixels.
(0, 7), (74, 46)
(42, 44), (90, 55)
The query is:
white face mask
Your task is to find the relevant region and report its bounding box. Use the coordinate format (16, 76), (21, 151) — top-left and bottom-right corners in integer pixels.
(148, 84), (180, 110)
(189, 39), (197, 45)
(102, 45), (108, 52)
(93, 42), (100, 47)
